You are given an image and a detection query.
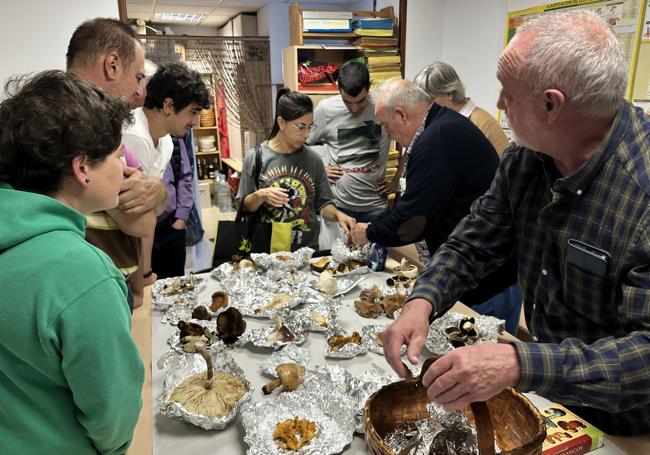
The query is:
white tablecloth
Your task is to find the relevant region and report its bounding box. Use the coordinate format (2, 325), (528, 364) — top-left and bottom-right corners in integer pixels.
(151, 270), (627, 454)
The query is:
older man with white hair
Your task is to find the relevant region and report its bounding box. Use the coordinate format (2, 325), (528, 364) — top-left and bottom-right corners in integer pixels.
(350, 79), (510, 305)
(383, 10), (650, 435)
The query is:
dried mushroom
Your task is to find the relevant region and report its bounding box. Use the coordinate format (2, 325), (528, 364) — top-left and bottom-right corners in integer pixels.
(262, 363), (306, 394)
(274, 417), (318, 451)
(265, 316), (295, 343)
(381, 292), (406, 318)
(327, 331), (363, 350)
(191, 305), (211, 321)
(169, 344), (246, 417)
(444, 317), (479, 347)
(162, 274), (196, 296)
(255, 292), (293, 314)
(238, 259), (257, 272)
(309, 257), (330, 273)
(216, 307), (246, 345)
(354, 285), (384, 318)
(210, 291), (229, 312)
(178, 320), (205, 338)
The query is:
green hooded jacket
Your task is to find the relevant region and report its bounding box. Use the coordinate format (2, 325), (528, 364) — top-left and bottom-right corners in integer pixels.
(0, 182), (144, 455)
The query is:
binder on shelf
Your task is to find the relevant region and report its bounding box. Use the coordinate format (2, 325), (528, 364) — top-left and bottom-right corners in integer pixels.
(303, 18), (351, 33)
(303, 11), (352, 20)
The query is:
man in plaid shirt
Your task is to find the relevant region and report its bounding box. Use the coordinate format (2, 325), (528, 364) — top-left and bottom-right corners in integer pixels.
(384, 10), (650, 436)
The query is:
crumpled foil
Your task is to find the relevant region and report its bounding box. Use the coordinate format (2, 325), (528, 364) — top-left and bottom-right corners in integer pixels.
(425, 312), (505, 355)
(294, 296), (341, 332)
(211, 270), (321, 318)
(308, 275), (364, 297)
(384, 401), (479, 455)
(258, 344), (311, 378)
(152, 274), (206, 309)
(250, 247), (314, 271)
(361, 324), (407, 356)
(331, 238), (370, 263)
(324, 325), (368, 359)
(158, 344), (252, 430)
(348, 365), (398, 433)
(161, 304), (195, 325)
(241, 364), (356, 455)
(246, 310), (309, 349)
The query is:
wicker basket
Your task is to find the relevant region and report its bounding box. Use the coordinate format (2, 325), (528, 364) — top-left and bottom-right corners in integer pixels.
(364, 377), (546, 455)
(200, 107), (216, 127)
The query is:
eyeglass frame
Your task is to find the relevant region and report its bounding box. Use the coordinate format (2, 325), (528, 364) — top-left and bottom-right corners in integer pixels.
(288, 121), (315, 134)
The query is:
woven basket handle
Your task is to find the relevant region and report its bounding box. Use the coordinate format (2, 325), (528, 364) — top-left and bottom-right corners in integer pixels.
(420, 357), (496, 455)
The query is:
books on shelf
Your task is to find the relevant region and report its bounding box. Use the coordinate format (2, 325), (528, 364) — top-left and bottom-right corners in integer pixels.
(367, 54), (401, 65)
(303, 11), (353, 20)
(303, 18), (351, 33)
(540, 404), (604, 455)
(352, 17), (394, 30)
(354, 28), (394, 37)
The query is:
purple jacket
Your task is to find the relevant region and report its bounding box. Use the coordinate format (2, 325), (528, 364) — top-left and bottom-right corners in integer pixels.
(159, 139), (193, 222)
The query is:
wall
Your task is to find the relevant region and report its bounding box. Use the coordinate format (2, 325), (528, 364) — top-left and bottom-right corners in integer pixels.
(0, 0), (118, 93)
(439, 0), (507, 113)
(404, 0), (445, 81)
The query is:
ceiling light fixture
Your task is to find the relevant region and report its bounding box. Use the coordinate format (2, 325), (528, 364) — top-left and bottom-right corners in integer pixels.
(153, 12), (206, 23)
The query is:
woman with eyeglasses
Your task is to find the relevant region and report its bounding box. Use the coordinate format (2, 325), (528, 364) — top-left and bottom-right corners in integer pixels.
(236, 88), (356, 250)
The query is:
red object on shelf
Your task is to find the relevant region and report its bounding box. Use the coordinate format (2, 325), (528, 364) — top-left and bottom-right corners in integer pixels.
(297, 62), (337, 85)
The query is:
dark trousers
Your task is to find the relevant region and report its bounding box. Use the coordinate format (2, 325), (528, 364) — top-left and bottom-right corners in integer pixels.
(152, 218), (186, 279)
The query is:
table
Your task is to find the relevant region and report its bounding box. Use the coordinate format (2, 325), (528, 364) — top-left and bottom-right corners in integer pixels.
(138, 265), (649, 454)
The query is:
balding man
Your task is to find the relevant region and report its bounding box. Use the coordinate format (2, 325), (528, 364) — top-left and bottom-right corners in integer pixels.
(67, 18), (167, 308)
(384, 11), (650, 435)
(350, 79), (510, 304)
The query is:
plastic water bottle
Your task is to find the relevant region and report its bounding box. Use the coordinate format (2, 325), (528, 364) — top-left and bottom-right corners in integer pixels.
(216, 174), (232, 212)
(368, 243), (388, 271)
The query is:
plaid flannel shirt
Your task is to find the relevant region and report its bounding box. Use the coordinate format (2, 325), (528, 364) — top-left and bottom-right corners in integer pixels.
(409, 102), (650, 435)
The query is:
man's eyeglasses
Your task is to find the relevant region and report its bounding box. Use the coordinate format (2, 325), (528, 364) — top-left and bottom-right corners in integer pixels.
(289, 122), (315, 133)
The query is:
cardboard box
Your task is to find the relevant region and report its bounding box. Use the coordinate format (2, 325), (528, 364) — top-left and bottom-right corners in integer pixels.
(541, 404), (604, 455)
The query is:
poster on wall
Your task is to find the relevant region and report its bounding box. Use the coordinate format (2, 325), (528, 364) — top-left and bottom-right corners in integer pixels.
(499, 0), (647, 132)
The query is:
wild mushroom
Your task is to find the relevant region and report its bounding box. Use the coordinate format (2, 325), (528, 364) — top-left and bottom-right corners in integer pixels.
(327, 331), (363, 350)
(262, 363), (306, 394)
(444, 317), (479, 347)
(169, 343), (246, 417)
(216, 307), (246, 345)
(191, 305), (211, 321)
(178, 320), (205, 338)
(210, 291), (229, 312)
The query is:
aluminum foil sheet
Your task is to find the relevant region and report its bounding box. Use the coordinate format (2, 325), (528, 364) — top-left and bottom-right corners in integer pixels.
(361, 324), (407, 356)
(324, 326), (368, 359)
(250, 247), (314, 271)
(348, 365), (398, 433)
(215, 271), (320, 319)
(152, 274), (206, 310)
(246, 310), (309, 349)
(158, 344), (253, 430)
(241, 364), (355, 454)
(161, 304), (195, 325)
(384, 401), (479, 455)
(331, 238), (370, 263)
(425, 312), (505, 355)
(308, 275), (364, 297)
(258, 344), (311, 378)
(295, 296), (341, 332)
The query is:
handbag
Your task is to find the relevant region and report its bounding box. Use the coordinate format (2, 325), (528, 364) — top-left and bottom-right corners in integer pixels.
(211, 146), (292, 267)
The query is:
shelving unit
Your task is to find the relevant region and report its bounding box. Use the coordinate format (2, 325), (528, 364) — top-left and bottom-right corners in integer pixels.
(288, 3), (396, 47)
(283, 3), (400, 96)
(193, 75), (221, 183)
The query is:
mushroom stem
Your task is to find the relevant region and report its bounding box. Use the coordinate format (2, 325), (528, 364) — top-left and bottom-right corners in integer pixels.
(262, 378), (281, 394)
(195, 343), (213, 390)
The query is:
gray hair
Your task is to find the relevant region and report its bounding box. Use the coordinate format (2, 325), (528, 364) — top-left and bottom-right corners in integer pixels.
(516, 10), (626, 118)
(378, 79), (431, 114)
(413, 62), (466, 104)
